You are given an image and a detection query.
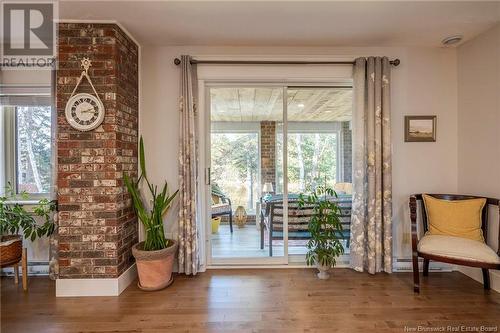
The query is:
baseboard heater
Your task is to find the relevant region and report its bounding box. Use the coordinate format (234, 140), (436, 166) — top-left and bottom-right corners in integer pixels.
(393, 258), (453, 272)
(0, 261), (49, 276)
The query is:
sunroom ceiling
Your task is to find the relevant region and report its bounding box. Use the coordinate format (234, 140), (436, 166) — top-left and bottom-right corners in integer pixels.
(210, 88), (352, 122)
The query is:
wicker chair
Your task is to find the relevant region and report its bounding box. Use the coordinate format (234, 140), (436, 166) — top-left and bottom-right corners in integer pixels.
(211, 184), (233, 233)
(409, 194), (500, 293)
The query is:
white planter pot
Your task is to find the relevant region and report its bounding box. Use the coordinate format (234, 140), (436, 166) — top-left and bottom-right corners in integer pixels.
(316, 264), (331, 280)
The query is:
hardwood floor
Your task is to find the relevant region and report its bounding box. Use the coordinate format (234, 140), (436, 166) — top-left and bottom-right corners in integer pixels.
(1, 269), (499, 333)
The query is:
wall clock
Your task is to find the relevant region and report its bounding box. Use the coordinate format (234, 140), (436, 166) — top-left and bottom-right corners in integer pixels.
(65, 58), (105, 131)
(65, 93), (105, 131)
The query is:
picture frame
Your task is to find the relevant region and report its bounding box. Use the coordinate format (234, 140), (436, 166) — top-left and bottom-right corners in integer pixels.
(404, 115), (437, 142)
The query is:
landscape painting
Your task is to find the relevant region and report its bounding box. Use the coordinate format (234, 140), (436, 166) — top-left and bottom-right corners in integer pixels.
(405, 116), (436, 142)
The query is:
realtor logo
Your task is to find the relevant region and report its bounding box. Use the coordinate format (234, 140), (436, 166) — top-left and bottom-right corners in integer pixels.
(1, 1), (57, 69)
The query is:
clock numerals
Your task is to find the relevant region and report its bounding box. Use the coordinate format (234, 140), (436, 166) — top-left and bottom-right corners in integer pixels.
(65, 93), (104, 131)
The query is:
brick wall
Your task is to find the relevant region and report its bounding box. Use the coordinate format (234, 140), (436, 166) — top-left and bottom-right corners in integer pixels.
(260, 121), (276, 192)
(341, 121), (352, 183)
(56, 23), (138, 278)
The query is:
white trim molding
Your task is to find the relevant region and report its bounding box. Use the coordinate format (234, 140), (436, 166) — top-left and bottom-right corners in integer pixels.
(56, 263), (137, 297)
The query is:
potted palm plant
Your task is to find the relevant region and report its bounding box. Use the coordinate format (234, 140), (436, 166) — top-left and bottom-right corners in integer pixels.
(298, 186), (344, 280)
(124, 137), (179, 291)
(0, 183), (56, 267)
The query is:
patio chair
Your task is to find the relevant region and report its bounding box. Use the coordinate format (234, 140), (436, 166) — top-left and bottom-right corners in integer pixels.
(211, 184), (233, 233)
(409, 194), (500, 293)
(260, 196), (352, 256)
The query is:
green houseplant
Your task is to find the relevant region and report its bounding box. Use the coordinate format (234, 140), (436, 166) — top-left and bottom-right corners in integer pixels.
(0, 183), (56, 266)
(298, 186), (344, 280)
(124, 137), (179, 291)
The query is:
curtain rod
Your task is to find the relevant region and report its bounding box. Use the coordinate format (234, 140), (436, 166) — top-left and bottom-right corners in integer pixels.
(173, 58), (400, 66)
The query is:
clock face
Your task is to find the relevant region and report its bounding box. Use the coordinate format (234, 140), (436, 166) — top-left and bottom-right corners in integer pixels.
(65, 93), (105, 131)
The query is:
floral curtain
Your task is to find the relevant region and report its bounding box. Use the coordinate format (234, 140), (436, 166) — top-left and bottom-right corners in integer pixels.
(350, 57), (393, 274)
(178, 55), (199, 275)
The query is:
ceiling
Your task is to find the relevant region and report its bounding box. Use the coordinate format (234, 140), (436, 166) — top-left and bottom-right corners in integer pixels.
(210, 87), (352, 122)
(59, 1), (500, 47)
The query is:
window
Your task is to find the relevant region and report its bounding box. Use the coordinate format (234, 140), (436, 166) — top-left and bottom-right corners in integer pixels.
(211, 131), (259, 214)
(1, 95), (53, 197)
(277, 132), (339, 194)
(15, 106), (52, 194)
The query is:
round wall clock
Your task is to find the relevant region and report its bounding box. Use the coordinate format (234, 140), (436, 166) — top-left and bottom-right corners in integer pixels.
(65, 58), (106, 131)
(65, 93), (105, 131)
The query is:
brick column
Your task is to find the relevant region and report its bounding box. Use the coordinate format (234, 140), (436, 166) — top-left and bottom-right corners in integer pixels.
(260, 121), (276, 192)
(56, 23), (138, 279)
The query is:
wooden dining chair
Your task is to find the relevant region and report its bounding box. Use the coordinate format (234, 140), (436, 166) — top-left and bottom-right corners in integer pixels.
(409, 194), (500, 293)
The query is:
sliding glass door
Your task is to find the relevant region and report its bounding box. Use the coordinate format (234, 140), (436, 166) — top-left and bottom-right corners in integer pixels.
(207, 86), (287, 264)
(206, 84), (352, 265)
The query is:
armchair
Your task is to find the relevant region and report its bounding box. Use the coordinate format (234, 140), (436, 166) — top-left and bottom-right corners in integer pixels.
(410, 194), (500, 293)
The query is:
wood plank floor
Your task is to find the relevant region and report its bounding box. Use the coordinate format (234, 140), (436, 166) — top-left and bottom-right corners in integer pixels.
(1, 269), (500, 333)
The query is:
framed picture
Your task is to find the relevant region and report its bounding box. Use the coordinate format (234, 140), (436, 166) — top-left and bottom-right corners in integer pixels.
(405, 116), (436, 142)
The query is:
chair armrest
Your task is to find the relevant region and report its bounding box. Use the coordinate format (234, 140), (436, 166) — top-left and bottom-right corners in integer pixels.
(409, 195), (419, 255)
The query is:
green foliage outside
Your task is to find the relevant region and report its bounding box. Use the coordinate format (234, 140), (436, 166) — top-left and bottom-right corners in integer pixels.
(211, 130), (338, 214)
(16, 106), (52, 194)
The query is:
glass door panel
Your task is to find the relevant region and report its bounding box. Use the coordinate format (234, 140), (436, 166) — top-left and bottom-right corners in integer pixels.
(283, 87), (353, 257)
(208, 86), (286, 262)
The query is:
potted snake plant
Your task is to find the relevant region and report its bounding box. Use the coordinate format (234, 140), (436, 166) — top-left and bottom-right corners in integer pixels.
(124, 137), (179, 291)
(0, 183), (56, 267)
(298, 186), (344, 280)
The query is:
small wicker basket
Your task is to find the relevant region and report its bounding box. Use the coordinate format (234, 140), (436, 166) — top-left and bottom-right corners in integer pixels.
(0, 235), (23, 267)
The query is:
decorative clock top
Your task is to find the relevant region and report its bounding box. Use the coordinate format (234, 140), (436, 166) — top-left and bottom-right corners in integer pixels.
(65, 57), (105, 132)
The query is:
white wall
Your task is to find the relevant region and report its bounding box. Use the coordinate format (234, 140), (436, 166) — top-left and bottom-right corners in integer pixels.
(457, 24), (500, 290)
(140, 46), (458, 260)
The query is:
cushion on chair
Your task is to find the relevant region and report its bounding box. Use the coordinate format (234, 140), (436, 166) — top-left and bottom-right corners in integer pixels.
(211, 203), (231, 215)
(423, 194), (486, 242)
(417, 235), (500, 264)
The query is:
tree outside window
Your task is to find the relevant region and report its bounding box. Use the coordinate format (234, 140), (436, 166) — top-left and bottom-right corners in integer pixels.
(16, 106), (52, 194)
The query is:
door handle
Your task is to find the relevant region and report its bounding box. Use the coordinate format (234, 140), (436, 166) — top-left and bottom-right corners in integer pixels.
(205, 167), (211, 185)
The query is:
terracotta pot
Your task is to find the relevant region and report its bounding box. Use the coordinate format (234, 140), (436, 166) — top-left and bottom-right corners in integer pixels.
(0, 235), (22, 267)
(132, 240), (178, 291)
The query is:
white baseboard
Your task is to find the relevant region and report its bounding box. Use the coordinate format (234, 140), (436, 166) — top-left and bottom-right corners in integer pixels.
(56, 264), (137, 297)
(458, 266), (500, 293)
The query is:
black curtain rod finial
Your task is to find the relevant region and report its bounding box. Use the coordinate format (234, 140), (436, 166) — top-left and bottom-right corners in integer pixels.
(391, 59), (400, 66)
(174, 58), (181, 65)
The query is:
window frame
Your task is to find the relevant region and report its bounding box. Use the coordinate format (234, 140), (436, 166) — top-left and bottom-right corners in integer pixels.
(2, 95), (54, 200)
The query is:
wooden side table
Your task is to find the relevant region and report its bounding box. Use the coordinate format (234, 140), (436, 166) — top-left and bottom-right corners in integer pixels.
(1, 248), (28, 291)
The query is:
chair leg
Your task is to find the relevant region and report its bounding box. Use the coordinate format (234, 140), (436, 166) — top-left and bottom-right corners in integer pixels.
(229, 212), (233, 233)
(269, 229), (273, 257)
(260, 224), (264, 249)
(482, 268), (490, 290)
(13, 263), (19, 284)
(423, 259), (430, 277)
(22, 248), (28, 291)
(412, 252), (420, 293)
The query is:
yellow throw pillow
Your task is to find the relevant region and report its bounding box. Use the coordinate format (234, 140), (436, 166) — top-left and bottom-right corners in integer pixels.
(422, 194), (486, 242)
